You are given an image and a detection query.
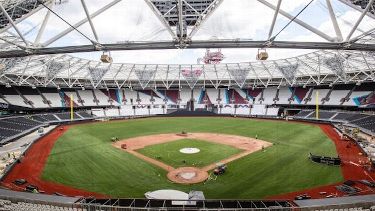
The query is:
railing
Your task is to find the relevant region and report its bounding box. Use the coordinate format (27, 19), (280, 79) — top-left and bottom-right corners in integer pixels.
(0, 195), (374, 211)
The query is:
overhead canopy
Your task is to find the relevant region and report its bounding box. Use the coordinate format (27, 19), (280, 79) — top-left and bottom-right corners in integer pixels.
(0, 49), (374, 89)
(0, 0), (374, 89)
(0, 0), (375, 58)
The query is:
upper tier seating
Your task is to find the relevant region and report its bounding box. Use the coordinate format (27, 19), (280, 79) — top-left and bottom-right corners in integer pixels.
(0, 86), (31, 108)
(161, 90), (179, 104)
(1, 83), (374, 109)
(16, 86), (45, 108)
(277, 87), (291, 104)
(262, 87), (277, 105)
(291, 87), (310, 104)
(94, 89), (111, 106)
(179, 89), (192, 106)
(306, 89), (330, 105)
(325, 90), (349, 105)
(77, 90), (97, 106)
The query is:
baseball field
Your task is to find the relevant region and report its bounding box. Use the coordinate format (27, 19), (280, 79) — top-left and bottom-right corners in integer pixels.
(36, 117), (343, 199)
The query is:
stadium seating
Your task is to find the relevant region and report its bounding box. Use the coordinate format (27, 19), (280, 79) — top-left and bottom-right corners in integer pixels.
(0, 86), (32, 108)
(0, 199), (77, 211)
(55, 112), (81, 121)
(294, 110), (375, 133)
(262, 87), (277, 105)
(77, 90), (97, 106)
(294, 110), (313, 118)
(36, 114), (60, 122)
(0, 112), (93, 144)
(94, 89), (111, 106)
(105, 108), (120, 117)
(350, 116), (375, 133)
(305, 111), (337, 120)
(306, 88), (330, 105)
(16, 86), (44, 108)
(266, 107), (280, 116)
(220, 105), (235, 115)
(246, 88), (263, 104)
(76, 111), (93, 119)
(179, 89), (192, 106)
(39, 88), (63, 108)
(277, 87), (292, 104)
(235, 105), (250, 115)
(1, 83), (375, 110)
(291, 87), (310, 104)
(0, 116), (42, 143)
(206, 89), (219, 104)
(161, 90), (179, 104)
(251, 104), (267, 116)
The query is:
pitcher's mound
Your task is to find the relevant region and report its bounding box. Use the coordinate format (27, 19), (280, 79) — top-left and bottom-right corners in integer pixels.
(167, 167), (208, 184)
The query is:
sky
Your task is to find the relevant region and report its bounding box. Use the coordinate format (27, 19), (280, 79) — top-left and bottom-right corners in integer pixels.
(9, 0), (375, 64)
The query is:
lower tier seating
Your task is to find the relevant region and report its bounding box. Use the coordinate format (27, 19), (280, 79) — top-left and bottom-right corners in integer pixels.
(0, 111), (94, 144)
(294, 110), (375, 133)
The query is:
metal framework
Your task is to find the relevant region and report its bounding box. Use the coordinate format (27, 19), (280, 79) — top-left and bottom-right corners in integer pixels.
(0, 48), (374, 89)
(0, 0), (374, 90)
(0, 0), (374, 56)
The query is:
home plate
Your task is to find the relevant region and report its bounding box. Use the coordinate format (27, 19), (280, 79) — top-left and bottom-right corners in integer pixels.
(180, 148), (200, 154)
(180, 172), (196, 180)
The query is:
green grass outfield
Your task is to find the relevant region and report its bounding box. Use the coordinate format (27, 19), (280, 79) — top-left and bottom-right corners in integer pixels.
(137, 138), (243, 168)
(41, 117), (343, 199)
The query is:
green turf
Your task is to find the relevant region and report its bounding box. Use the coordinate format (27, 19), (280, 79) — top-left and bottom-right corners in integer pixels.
(137, 138), (243, 168)
(41, 117), (343, 199)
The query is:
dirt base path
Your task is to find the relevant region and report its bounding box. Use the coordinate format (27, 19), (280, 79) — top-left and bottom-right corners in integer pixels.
(113, 133), (272, 184)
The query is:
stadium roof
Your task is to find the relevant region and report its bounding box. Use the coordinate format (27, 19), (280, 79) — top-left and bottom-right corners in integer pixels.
(1, 49), (374, 89)
(0, 0), (374, 88)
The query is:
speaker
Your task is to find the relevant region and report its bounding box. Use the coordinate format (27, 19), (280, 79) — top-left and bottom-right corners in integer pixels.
(257, 52), (268, 60)
(100, 54), (113, 63)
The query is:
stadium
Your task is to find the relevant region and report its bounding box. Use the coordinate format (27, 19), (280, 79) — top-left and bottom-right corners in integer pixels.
(0, 0), (374, 210)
